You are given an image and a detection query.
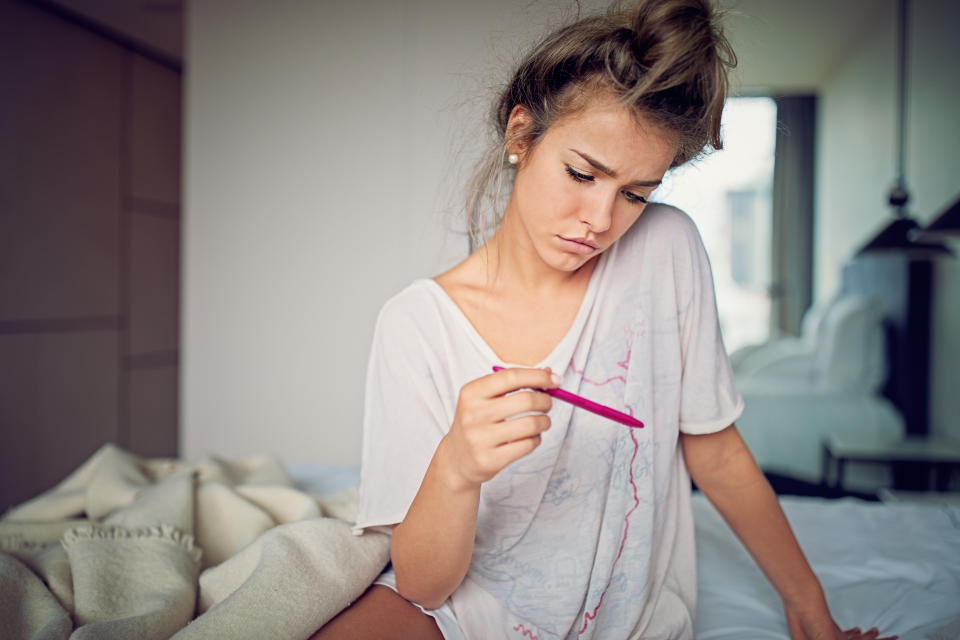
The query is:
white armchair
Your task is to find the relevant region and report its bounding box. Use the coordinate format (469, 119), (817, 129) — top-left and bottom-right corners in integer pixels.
(729, 299), (829, 379)
(732, 294), (905, 488)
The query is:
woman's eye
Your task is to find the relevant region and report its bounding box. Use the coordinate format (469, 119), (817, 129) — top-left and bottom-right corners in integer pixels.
(565, 164), (647, 205)
(622, 190), (648, 205)
(565, 166), (593, 183)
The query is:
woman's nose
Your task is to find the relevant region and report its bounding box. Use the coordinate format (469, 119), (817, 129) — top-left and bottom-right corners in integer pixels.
(579, 190), (617, 233)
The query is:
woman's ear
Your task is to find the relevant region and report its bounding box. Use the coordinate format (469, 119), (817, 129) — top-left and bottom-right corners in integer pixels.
(505, 104), (534, 160)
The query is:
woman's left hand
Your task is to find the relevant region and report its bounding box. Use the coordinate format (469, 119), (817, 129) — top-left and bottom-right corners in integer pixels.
(785, 605), (897, 640)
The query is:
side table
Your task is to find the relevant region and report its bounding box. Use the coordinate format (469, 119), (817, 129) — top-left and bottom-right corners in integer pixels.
(820, 434), (960, 491)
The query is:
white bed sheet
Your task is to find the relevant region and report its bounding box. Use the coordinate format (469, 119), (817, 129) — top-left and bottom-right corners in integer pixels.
(288, 465), (960, 638)
(694, 493), (960, 639)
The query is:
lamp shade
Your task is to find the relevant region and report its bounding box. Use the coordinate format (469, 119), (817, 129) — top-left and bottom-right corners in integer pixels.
(924, 194), (960, 235)
(855, 216), (953, 256)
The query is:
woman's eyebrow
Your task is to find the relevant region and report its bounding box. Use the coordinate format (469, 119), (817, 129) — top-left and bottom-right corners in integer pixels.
(570, 148), (662, 187)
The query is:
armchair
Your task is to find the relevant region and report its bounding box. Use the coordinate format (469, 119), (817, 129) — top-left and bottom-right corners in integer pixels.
(731, 294), (905, 488)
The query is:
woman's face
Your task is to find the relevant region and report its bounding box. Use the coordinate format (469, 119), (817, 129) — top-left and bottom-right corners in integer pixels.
(502, 98), (678, 273)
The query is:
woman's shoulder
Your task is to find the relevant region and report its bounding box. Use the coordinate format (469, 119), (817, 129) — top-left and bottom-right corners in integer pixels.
(374, 278), (444, 334)
(381, 278), (438, 308)
(636, 201), (699, 235)
(616, 201), (704, 255)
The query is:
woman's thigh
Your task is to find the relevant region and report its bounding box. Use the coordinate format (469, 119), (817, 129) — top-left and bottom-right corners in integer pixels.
(309, 584), (444, 640)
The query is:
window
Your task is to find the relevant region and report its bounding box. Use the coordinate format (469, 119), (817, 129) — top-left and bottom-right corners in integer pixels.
(656, 97), (778, 353)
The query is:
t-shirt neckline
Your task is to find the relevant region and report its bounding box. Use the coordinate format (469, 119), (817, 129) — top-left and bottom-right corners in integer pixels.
(419, 249), (611, 371)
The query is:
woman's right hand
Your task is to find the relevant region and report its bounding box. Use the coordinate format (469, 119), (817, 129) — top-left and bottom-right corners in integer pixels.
(391, 366), (560, 608)
(442, 366), (560, 489)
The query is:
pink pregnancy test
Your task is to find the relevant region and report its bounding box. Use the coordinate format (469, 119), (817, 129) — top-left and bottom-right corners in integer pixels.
(492, 366), (644, 429)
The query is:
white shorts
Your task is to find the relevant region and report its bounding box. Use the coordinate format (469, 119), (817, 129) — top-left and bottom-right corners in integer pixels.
(374, 566), (465, 640)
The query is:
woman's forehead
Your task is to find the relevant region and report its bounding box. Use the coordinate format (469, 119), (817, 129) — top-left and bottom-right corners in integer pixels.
(544, 100), (678, 174)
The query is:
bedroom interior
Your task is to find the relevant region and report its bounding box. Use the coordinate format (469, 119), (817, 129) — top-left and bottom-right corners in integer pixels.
(1, 0), (959, 638)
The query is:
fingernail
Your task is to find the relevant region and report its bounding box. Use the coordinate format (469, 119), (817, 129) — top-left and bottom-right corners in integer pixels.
(551, 373), (562, 385)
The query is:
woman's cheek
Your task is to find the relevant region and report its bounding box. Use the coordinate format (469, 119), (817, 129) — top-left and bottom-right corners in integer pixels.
(551, 186), (584, 223)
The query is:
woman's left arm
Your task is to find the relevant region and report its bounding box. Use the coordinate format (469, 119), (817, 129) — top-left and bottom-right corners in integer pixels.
(681, 424), (894, 640)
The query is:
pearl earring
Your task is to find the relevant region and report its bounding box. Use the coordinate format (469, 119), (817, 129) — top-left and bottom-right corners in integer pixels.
(507, 153), (519, 165)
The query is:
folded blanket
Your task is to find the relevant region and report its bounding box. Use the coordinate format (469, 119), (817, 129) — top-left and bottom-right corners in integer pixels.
(0, 444), (390, 640)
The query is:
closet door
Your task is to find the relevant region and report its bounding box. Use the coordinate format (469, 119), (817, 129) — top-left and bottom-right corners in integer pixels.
(125, 53), (181, 460)
(0, 1), (181, 511)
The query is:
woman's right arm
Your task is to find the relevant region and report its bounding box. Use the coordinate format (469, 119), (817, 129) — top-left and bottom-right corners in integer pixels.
(390, 367), (559, 610)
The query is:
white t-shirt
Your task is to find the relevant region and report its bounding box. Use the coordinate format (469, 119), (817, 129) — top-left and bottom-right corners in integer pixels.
(353, 204), (744, 639)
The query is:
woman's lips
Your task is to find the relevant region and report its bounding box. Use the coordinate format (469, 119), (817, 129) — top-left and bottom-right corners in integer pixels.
(557, 235), (598, 255)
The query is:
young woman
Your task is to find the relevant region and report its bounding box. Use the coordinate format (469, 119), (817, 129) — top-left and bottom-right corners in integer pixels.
(313, 1), (895, 638)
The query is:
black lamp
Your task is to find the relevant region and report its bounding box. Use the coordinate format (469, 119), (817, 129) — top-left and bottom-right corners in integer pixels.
(842, 0), (953, 451)
(857, 217), (951, 256)
(855, 0), (952, 257)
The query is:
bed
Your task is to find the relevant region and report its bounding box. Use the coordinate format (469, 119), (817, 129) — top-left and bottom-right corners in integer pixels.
(692, 492), (960, 638)
(2, 445), (959, 639)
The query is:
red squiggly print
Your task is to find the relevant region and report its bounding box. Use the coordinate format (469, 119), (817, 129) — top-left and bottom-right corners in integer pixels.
(572, 321), (645, 636)
(578, 420), (641, 636)
(617, 320), (645, 371)
(568, 361), (626, 387)
(513, 623), (539, 639)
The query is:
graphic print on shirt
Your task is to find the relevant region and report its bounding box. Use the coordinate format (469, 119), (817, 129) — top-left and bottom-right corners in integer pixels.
(487, 316), (655, 639)
(514, 623), (540, 640)
(571, 319), (648, 637)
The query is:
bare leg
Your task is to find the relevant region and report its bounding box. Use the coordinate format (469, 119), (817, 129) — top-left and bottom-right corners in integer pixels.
(309, 584), (445, 640)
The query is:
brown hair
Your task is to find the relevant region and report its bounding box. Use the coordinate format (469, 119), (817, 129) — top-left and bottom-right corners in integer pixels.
(466, 0), (737, 247)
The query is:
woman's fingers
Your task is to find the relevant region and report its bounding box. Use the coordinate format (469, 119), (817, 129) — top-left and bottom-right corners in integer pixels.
(456, 389), (551, 434)
(488, 433), (543, 468)
(458, 368), (554, 426)
(841, 627), (894, 640)
(467, 390), (552, 450)
(479, 366), (560, 399)
(450, 415), (548, 482)
(489, 389), (553, 422)
(447, 367), (561, 484)
(488, 413), (551, 446)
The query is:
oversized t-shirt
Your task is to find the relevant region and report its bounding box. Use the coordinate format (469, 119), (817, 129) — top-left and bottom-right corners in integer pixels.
(353, 203), (744, 639)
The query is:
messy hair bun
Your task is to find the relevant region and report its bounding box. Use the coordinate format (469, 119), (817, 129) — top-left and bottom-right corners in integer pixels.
(466, 0), (737, 246)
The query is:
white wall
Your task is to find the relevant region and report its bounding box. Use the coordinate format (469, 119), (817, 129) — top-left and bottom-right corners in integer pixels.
(815, 0), (960, 441)
(183, 0), (609, 465)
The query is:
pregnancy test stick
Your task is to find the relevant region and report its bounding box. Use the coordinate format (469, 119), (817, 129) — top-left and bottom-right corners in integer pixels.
(492, 366), (643, 429)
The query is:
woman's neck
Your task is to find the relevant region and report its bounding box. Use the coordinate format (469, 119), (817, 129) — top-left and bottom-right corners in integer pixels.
(481, 215), (595, 297)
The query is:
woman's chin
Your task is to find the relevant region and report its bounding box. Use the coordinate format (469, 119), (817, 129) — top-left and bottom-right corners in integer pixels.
(542, 250), (597, 274)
